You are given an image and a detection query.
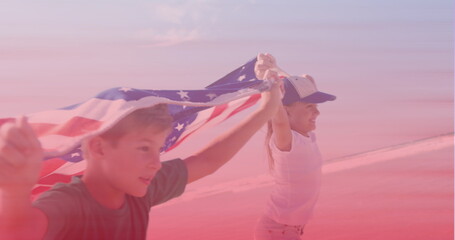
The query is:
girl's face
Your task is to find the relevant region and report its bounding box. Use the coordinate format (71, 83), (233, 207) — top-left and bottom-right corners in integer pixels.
(286, 102), (320, 136)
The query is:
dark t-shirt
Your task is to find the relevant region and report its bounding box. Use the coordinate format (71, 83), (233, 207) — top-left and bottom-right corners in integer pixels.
(33, 159), (188, 240)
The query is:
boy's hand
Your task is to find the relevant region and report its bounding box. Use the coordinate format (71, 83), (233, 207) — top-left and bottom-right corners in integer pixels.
(0, 117), (43, 195)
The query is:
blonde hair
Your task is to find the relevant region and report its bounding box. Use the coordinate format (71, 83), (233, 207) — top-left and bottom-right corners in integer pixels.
(100, 104), (173, 146)
(265, 120), (275, 171)
(82, 104), (173, 158)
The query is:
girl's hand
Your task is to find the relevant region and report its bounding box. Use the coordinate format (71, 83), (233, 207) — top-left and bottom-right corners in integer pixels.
(258, 70), (283, 117)
(255, 53), (277, 80)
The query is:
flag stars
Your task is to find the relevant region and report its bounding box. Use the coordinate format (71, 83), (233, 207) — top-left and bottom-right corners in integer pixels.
(237, 74), (246, 81)
(119, 87), (133, 92)
(177, 90), (190, 100)
(175, 123), (185, 131)
(71, 152), (80, 158)
(206, 93), (217, 100)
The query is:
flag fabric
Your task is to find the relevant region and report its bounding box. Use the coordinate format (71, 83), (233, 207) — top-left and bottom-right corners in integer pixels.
(0, 57), (269, 196)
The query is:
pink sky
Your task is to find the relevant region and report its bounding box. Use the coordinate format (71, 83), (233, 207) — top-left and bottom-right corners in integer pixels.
(0, 0), (452, 185)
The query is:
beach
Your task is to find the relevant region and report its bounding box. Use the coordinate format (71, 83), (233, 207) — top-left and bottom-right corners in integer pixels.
(147, 134), (454, 240)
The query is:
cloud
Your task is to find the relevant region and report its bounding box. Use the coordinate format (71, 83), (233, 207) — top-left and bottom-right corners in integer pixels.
(148, 1), (217, 24)
(136, 28), (201, 47)
(153, 4), (186, 24)
(135, 1), (222, 47)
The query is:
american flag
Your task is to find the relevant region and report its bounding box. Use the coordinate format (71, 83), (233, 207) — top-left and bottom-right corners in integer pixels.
(0, 57), (268, 196)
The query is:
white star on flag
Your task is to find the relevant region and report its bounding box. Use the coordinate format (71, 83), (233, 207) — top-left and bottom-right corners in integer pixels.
(175, 123), (184, 131)
(177, 90), (190, 100)
(71, 153), (80, 158)
(206, 93), (217, 100)
(119, 87), (133, 92)
(237, 75), (246, 81)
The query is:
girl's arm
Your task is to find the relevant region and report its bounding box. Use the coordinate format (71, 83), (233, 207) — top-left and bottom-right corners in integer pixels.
(256, 53), (293, 152)
(183, 76), (282, 183)
(271, 103), (293, 152)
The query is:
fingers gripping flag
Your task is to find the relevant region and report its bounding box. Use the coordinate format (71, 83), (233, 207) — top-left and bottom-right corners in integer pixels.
(0, 57), (268, 196)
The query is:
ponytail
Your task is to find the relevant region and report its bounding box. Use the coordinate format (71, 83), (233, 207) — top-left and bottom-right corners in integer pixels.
(265, 120), (275, 171)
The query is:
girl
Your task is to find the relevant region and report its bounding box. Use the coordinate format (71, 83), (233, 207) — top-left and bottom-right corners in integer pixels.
(254, 54), (336, 240)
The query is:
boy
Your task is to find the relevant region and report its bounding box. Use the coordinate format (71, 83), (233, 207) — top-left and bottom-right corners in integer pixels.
(0, 75), (282, 239)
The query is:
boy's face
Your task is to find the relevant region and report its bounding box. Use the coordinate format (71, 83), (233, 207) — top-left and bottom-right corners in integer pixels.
(101, 125), (170, 197)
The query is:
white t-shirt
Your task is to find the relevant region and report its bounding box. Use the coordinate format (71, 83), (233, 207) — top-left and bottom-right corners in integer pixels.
(265, 130), (322, 226)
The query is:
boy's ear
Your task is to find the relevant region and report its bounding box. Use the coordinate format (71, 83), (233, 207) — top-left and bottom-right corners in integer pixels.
(87, 136), (106, 159)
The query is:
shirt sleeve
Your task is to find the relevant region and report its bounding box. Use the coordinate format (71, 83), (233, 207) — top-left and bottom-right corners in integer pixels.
(145, 158), (188, 207)
(32, 183), (80, 239)
(270, 131), (299, 156)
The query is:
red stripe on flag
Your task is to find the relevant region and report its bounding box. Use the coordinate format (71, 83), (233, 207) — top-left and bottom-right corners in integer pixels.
(165, 128), (197, 152)
(166, 96), (261, 152)
(225, 94), (261, 119)
(38, 172), (79, 185)
(32, 186), (52, 196)
(40, 158), (67, 177)
(33, 171), (83, 197)
(206, 104), (228, 122)
(167, 106), (229, 151)
(0, 118), (15, 126)
(32, 117), (102, 137)
(166, 104), (232, 151)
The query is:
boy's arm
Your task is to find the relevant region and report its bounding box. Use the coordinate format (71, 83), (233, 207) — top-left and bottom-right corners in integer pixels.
(0, 117), (48, 240)
(1, 194), (48, 240)
(183, 72), (282, 183)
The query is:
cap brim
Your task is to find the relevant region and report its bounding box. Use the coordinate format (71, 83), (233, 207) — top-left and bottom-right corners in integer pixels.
(299, 91), (336, 103)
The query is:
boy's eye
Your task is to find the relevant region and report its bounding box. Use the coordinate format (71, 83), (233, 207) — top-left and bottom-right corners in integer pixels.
(138, 146), (150, 152)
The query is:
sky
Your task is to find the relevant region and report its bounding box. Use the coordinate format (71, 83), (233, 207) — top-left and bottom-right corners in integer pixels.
(0, 0), (453, 185)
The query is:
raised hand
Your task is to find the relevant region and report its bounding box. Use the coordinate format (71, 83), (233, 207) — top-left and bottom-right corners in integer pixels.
(255, 53), (277, 80)
(0, 116), (43, 194)
(257, 69), (283, 119)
